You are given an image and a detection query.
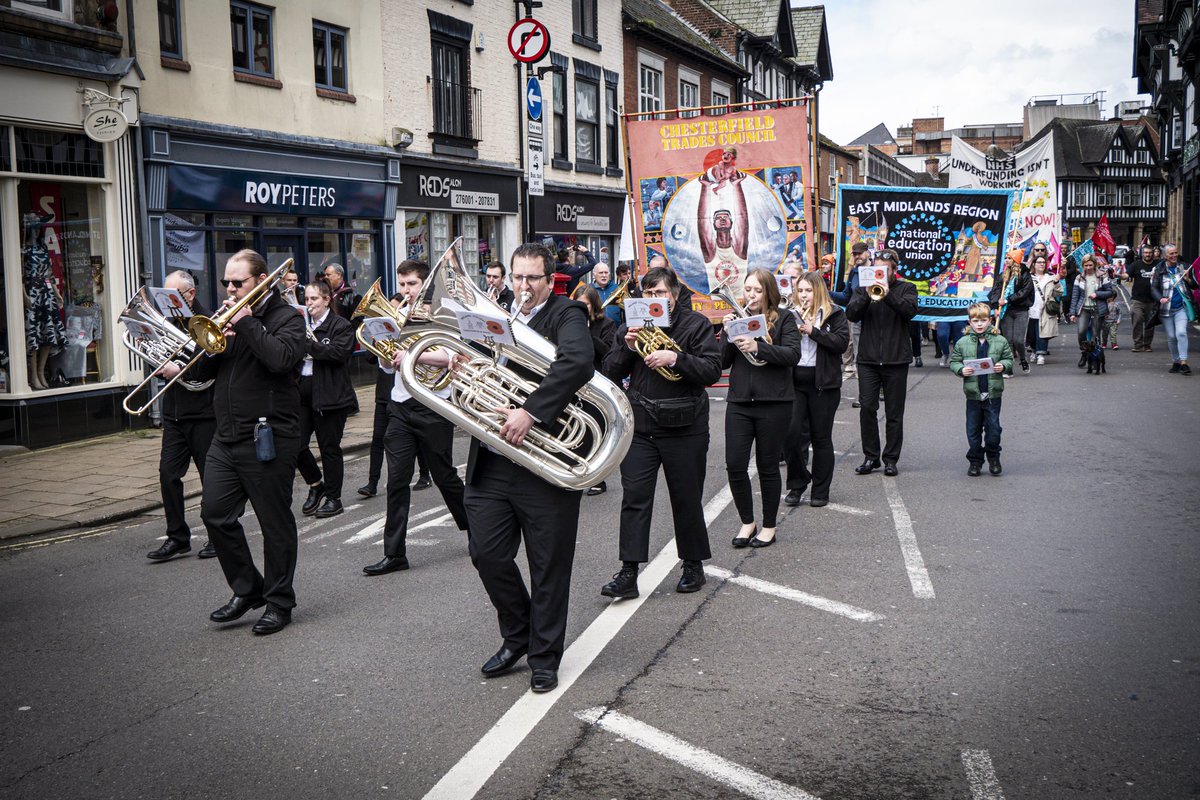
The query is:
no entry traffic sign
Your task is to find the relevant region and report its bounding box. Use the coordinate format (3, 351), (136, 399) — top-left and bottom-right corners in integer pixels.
(508, 18), (551, 64)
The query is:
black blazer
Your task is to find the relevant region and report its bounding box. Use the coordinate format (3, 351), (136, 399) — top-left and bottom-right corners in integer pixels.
(791, 306), (850, 391)
(304, 312), (359, 414)
(721, 311), (803, 402)
(604, 306), (721, 436)
(160, 299), (215, 422)
(845, 279), (919, 365)
(589, 315), (616, 370)
(465, 293), (594, 484)
(495, 286), (516, 313)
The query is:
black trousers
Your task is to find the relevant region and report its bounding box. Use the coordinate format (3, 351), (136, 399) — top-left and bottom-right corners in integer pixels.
(908, 321), (923, 359)
(159, 417), (215, 545)
(296, 403), (349, 500)
(382, 399), (468, 557)
(368, 401), (428, 486)
(465, 448), (582, 671)
(784, 367), (841, 502)
(200, 436), (301, 612)
(725, 401), (791, 528)
(858, 363), (909, 465)
(618, 431), (711, 563)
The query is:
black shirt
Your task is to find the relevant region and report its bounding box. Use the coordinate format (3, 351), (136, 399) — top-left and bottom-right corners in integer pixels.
(1129, 260), (1158, 302)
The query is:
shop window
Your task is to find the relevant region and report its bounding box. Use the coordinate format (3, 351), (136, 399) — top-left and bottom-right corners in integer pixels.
(430, 212), (451, 257)
(553, 69), (569, 162)
(159, 0), (184, 59)
(478, 216), (499, 272)
(262, 215), (300, 228)
(313, 20), (348, 93)
(307, 229), (341, 282)
(214, 228), (254, 303)
(308, 217), (338, 229)
(231, 0), (274, 78)
(575, 78), (599, 167)
(605, 82), (620, 171)
(347, 220), (377, 288)
(405, 211), (430, 261)
(15, 128), (104, 179)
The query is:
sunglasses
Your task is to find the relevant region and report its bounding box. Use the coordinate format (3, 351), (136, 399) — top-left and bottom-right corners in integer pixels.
(222, 278), (246, 288)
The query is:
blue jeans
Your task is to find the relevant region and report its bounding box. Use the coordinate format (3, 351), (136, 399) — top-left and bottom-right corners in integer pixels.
(965, 397), (1002, 465)
(1161, 304), (1190, 363)
(936, 322), (955, 358)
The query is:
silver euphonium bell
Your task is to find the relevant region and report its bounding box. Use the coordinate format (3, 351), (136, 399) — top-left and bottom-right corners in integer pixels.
(118, 288), (214, 404)
(394, 237), (634, 490)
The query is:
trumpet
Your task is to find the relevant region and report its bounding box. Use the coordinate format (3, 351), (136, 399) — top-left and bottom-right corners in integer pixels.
(711, 277), (768, 367)
(351, 278), (451, 391)
(866, 282), (887, 301)
(121, 260), (291, 415)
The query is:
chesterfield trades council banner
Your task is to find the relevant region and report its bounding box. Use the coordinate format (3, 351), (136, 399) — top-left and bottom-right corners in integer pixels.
(624, 103), (812, 320)
(835, 185), (1016, 322)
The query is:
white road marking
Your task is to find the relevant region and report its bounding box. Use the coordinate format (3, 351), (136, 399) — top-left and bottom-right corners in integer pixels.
(961, 750), (1005, 800)
(302, 518), (378, 544)
(823, 503), (870, 517)
(882, 475), (935, 599)
(703, 566), (883, 623)
(342, 505), (446, 544)
(420, 473), (750, 800)
(367, 513), (457, 547)
(298, 504), (364, 535)
(576, 706), (822, 800)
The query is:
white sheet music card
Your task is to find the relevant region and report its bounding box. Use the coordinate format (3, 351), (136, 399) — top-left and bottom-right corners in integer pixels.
(147, 287), (190, 317)
(359, 316), (402, 348)
(455, 309), (514, 345)
(775, 273), (794, 296)
(963, 357), (995, 373)
(122, 318), (157, 338)
(858, 266), (887, 288)
(725, 314), (768, 339)
(624, 297), (669, 327)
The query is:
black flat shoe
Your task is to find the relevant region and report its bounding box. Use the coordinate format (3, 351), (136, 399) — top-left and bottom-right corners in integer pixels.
(197, 541), (218, 559)
(210, 595), (266, 623)
(854, 459), (881, 475)
(749, 532), (776, 548)
(362, 556), (409, 576)
(412, 475), (432, 491)
(302, 483), (325, 516)
(147, 540), (191, 561)
(967, 463), (982, 477)
(731, 526), (757, 548)
(809, 498), (828, 508)
(530, 668), (558, 693)
(586, 481), (607, 496)
(783, 489), (804, 506)
(356, 483), (378, 498)
(314, 498), (344, 518)
(883, 463), (899, 477)
(251, 608), (291, 636)
(482, 645), (528, 677)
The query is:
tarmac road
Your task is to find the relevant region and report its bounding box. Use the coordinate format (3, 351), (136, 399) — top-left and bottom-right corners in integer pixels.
(1, 335), (1197, 800)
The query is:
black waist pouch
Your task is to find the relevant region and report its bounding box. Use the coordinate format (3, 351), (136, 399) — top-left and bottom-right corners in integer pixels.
(634, 393), (700, 428)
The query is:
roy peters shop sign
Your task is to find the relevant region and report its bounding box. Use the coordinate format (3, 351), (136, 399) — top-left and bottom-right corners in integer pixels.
(166, 165), (387, 217)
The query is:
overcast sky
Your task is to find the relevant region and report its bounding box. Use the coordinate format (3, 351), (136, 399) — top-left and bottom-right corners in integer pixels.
(814, 0), (1148, 145)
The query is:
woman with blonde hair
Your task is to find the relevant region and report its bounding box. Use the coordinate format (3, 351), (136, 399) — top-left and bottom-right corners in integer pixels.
(722, 269), (802, 548)
(783, 271), (850, 508)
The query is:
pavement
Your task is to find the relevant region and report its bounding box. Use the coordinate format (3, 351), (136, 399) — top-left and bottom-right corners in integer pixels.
(0, 384), (378, 541)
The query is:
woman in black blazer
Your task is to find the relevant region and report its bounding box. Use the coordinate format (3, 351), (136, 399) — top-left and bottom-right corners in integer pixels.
(722, 268), (802, 549)
(572, 283), (616, 495)
(783, 271), (850, 509)
(297, 281), (359, 519)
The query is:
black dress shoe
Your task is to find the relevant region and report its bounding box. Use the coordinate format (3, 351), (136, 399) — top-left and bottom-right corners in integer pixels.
(809, 498), (828, 508)
(586, 481), (607, 496)
(530, 668), (559, 693)
(197, 541), (218, 559)
(251, 607), (291, 636)
(601, 565), (639, 599)
(731, 526), (757, 548)
(854, 459), (881, 475)
(988, 458), (1002, 476)
(362, 555), (409, 576)
(967, 463), (983, 477)
(883, 463), (899, 477)
(851, 400), (862, 408)
(412, 475), (432, 491)
(302, 483), (325, 516)
(749, 531), (776, 548)
(147, 540), (191, 561)
(783, 489), (804, 507)
(914, 356), (923, 367)
(357, 483), (378, 498)
(210, 595), (266, 623)
(314, 498), (344, 518)
(676, 560), (706, 593)
(481, 645), (528, 677)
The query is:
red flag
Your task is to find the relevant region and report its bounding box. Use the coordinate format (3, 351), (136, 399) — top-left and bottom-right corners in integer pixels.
(1092, 214), (1116, 255)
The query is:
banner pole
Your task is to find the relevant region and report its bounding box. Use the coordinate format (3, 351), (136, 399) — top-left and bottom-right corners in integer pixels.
(810, 95), (823, 266)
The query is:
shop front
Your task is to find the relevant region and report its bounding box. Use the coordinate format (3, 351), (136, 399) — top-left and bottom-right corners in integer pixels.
(529, 185), (625, 275)
(396, 159), (520, 291)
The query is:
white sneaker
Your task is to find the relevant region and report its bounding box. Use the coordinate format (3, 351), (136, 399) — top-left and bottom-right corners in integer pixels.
(1036, 355), (1045, 365)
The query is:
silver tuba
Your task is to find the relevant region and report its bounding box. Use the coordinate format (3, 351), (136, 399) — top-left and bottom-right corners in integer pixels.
(711, 276), (768, 367)
(395, 238), (634, 491)
(118, 287), (214, 411)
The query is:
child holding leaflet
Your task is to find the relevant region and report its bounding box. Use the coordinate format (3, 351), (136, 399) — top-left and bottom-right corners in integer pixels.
(949, 303), (1014, 477)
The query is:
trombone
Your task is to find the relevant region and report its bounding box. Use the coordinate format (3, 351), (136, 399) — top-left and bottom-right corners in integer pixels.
(120, 259), (292, 415)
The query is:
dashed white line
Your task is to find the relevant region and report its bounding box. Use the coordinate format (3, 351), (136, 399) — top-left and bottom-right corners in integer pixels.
(961, 750), (1006, 800)
(882, 475), (935, 599)
(341, 505), (446, 545)
(823, 502), (871, 517)
(704, 566), (884, 623)
(576, 706), (822, 800)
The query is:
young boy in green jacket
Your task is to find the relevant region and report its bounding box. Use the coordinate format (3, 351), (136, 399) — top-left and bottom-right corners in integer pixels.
(949, 303), (1014, 476)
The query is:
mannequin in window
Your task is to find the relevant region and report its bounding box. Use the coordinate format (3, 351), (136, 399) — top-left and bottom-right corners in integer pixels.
(21, 212), (66, 390)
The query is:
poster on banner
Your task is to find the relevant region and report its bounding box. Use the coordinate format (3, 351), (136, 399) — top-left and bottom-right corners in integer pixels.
(623, 102), (812, 322)
(948, 134), (1060, 267)
(835, 185), (1016, 322)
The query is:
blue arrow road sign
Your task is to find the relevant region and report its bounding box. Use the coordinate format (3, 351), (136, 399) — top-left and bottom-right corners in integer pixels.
(526, 77), (543, 121)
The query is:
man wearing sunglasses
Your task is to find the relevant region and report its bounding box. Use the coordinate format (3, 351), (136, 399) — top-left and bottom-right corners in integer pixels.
(190, 250), (307, 636)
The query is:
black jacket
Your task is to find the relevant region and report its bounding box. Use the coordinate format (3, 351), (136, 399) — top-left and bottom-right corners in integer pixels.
(603, 306), (721, 436)
(495, 286), (516, 313)
(844, 279), (919, 365)
(989, 267), (1034, 312)
(161, 300), (215, 422)
(373, 362), (393, 404)
(304, 312), (359, 414)
(589, 315), (616, 370)
(791, 306), (850, 391)
(720, 311), (803, 402)
(465, 293), (594, 484)
(190, 292), (306, 443)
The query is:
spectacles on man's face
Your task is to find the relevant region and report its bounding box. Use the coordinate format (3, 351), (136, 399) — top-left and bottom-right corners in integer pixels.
(512, 273), (547, 284)
(222, 278), (245, 288)
(643, 288), (671, 298)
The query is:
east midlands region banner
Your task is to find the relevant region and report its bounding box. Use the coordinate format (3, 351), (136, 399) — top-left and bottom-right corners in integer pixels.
(623, 102), (812, 320)
(835, 185), (1017, 322)
(948, 133), (1061, 268)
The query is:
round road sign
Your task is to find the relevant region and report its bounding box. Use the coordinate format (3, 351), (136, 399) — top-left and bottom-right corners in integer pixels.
(508, 18), (551, 64)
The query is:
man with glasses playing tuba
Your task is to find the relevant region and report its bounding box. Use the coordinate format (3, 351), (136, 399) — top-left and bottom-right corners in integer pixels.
(190, 250), (307, 636)
(467, 242), (594, 694)
(599, 266), (721, 600)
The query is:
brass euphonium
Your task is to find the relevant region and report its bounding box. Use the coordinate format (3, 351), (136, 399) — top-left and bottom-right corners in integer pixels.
(394, 238), (634, 490)
(351, 279), (451, 390)
(118, 288), (214, 398)
(120, 259), (291, 415)
(711, 276), (768, 367)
